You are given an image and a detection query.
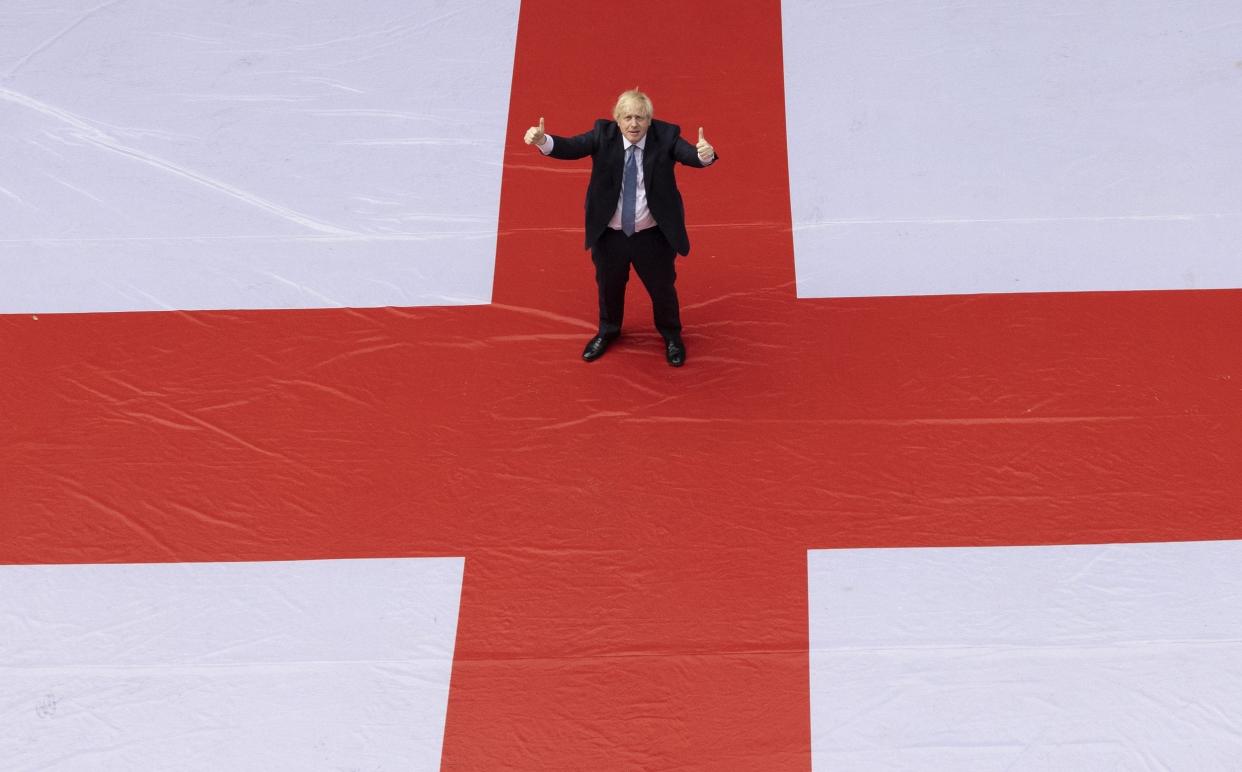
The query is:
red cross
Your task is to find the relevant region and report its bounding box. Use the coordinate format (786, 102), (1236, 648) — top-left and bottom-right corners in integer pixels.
(4, 1), (1241, 768)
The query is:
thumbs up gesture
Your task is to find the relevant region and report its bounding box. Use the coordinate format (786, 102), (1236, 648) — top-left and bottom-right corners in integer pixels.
(524, 117), (546, 146)
(696, 127), (714, 162)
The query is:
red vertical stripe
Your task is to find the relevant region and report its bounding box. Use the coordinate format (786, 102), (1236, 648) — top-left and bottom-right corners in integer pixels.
(442, 2), (810, 767)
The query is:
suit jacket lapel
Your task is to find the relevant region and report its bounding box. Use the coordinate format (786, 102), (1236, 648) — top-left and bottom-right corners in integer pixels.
(609, 127), (625, 180)
(642, 124), (658, 180)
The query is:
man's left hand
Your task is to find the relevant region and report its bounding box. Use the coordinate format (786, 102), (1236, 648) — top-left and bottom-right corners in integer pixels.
(696, 127), (714, 162)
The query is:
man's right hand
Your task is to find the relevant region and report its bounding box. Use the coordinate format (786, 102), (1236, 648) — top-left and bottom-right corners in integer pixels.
(524, 117), (546, 146)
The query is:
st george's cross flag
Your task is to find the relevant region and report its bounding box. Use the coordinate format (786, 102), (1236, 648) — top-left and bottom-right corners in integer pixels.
(4, 1), (1242, 769)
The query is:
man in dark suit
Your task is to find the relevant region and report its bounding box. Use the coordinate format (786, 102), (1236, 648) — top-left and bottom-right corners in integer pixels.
(524, 89), (716, 367)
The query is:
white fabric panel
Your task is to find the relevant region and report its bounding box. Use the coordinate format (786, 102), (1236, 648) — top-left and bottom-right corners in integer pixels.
(808, 541), (1242, 770)
(0, 558), (464, 769)
(783, 1), (1242, 297)
(0, 1), (518, 313)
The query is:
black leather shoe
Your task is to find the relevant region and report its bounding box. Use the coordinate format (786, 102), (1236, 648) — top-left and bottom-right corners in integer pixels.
(665, 339), (685, 367)
(582, 335), (615, 362)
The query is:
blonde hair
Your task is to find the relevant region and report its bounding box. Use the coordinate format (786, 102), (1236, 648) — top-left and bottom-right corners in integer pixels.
(613, 88), (653, 120)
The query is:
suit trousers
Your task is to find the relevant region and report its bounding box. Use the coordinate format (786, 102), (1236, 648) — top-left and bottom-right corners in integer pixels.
(591, 227), (682, 343)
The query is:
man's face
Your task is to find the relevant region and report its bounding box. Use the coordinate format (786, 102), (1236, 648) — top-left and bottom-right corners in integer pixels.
(616, 105), (651, 144)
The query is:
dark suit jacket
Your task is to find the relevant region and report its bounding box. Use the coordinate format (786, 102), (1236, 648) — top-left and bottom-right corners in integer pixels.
(547, 118), (713, 256)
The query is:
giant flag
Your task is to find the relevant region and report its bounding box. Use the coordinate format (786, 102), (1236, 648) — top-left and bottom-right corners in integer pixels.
(4, 0), (1242, 769)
